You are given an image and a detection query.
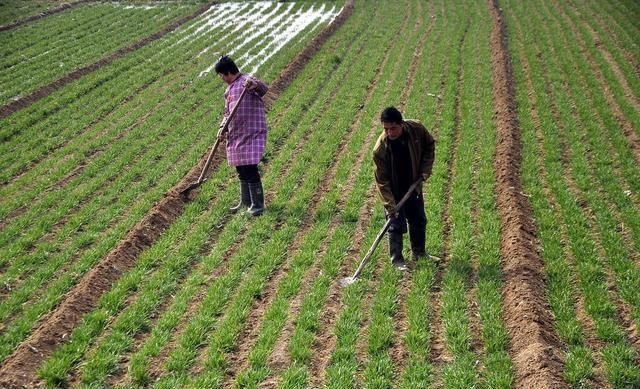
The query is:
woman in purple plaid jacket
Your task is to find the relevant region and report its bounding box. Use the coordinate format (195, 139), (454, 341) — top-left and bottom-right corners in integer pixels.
(215, 56), (269, 216)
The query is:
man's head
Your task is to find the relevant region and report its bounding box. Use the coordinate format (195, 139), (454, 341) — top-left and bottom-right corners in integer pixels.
(215, 55), (240, 84)
(380, 106), (403, 140)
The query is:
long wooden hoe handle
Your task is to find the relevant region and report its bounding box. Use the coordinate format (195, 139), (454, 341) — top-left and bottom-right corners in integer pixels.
(348, 178), (423, 281)
(195, 86), (249, 184)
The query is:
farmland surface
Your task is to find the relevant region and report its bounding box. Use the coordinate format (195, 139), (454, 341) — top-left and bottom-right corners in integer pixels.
(0, 0), (638, 388)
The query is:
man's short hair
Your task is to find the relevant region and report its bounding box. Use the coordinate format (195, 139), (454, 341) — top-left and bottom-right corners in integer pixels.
(380, 106), (403, 124)
(215, 55), (240, 75)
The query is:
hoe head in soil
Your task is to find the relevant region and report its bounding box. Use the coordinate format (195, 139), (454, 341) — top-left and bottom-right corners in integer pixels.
(339, 179), (424, 288)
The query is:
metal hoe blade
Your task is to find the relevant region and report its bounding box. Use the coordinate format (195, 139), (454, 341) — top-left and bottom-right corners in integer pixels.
(339, 276), (357, 287)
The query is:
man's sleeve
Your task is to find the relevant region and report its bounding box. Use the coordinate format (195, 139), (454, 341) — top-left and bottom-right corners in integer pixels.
(249, 75), (269, 97)
(373, 150), (396, 214)
(420, 125), (435, 178)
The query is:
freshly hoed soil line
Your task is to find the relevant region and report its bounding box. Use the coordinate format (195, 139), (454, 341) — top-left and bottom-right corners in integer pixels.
(0, 1), (217, 120)
(0, 3), (354, 387)
(487, 1), (566, 388)
(0, 0), (92, 32)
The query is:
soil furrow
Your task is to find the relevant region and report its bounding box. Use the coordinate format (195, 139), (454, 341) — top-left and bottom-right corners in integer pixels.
(540, 0), (640, 351)
(568, 1), (640, 110)
(428, 21), (469, 385)
(110, 17), (362, 382)
(307, 186), (377, 388)
(516, 29), (608, 387)
(223, 102), (362, 385)
(487, 1), (566, 388)
(0, 0), (93, 32)
(387, 1), (435, 375)
(559, 1), (640, 165)
(0, 1), (216, 120)
(0, 3), (354, 385)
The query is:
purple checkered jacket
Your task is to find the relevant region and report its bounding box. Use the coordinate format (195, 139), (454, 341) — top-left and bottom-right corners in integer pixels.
(223, 73), (268, 166)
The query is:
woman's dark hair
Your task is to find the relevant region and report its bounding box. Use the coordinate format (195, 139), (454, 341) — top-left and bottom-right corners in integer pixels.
(380, 106), (403, 124)
(214, 55), (239, 75)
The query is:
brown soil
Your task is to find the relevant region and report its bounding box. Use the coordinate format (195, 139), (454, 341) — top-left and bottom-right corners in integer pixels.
(225, 106), (357, 384)
(488, 1), (567, 388)
(558, 2), (640, 164)
(0, 1), (355, 387)
(0, 1), (217, 120)
(516, 21), (607, 388)
(387, 1), (437, 374)
(306, 187), (377, 388)
(0, 0), (92, 32)
(428, 22), (469, 382)
(544, 0), (640, 352)
(468, 155), (485, 362)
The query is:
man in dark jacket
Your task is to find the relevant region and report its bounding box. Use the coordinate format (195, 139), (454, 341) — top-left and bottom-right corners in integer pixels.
(373, 107), (435, 268)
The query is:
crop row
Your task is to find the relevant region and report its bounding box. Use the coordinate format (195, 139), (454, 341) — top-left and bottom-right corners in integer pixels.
(0, 2), (200, 105)
(0, 1), (339, 368)
(0, 0), (79, 26)
(36, 1), (384, 385)
(332, 1), (514, 388)
(505, 0), (640, 386)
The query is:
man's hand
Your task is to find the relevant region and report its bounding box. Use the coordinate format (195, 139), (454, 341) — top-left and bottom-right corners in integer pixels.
(421, 172), (430, 182)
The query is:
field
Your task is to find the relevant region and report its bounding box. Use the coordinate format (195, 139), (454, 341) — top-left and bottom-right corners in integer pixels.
(0, 0), (638, 388)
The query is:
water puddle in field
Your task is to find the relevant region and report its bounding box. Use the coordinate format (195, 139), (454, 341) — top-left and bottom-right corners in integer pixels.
(189, 1), (341, 77)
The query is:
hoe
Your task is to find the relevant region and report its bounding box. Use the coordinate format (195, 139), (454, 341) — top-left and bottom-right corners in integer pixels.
(340, 179), (439, 287)
(180, 86), (249, 197)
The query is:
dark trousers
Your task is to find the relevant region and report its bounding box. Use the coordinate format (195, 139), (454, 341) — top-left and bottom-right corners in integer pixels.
(388, 192), (426, 234)
(235, 165), (260, 183)
(388, 192), (427, 255)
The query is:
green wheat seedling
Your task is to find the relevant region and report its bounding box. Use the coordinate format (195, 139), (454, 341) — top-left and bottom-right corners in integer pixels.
(40, 7), (367, 383)
(505, 0), (640, 385)
(540, 0), (640, 332)
(571, 0), (639, 101)
(0, 3), (195, 105)
(0, 2), (263, 182)
(123, 13), (370, 388)
(0, 2), (336, 360)
(0, 1), (251, 177)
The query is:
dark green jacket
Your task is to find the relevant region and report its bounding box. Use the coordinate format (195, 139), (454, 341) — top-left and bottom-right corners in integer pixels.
(373, 120), (435, 213)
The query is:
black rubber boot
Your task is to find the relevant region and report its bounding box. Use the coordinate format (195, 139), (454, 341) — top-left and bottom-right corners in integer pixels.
(409, 223), (427, 260)
(389, 232), (406, 269)
(230, 180), (251, 212)
(248, 181), (265, 216)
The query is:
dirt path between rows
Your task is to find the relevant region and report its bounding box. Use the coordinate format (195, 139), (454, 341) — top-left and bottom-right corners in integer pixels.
(487, 1), (566, 388)
(0, 2), (354, 387)
(0, 1), (216, 120)
(0, 0), (92, 32)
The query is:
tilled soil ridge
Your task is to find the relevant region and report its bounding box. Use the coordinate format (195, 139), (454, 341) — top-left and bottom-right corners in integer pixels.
(0, 2), (355, 387)
(487, 1), (566, 388)
(0, 1), (217, 120)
